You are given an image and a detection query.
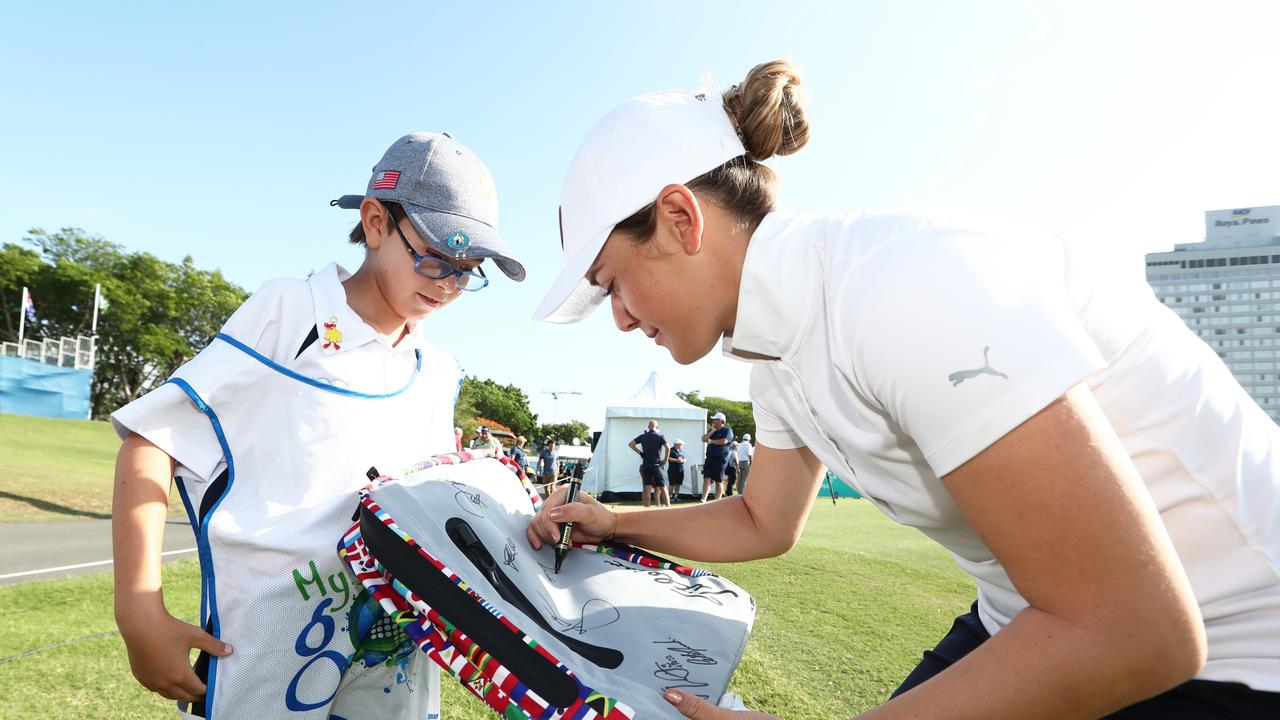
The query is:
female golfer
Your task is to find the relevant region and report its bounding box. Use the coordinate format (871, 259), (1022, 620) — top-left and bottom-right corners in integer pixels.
(528, 60), (1280, 718)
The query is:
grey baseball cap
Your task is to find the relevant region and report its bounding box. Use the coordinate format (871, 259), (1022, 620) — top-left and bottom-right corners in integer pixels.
(333, 132), (525, 281)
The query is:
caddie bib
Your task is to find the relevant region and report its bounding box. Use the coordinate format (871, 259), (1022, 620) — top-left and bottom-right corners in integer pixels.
(168, 332), (455, 719)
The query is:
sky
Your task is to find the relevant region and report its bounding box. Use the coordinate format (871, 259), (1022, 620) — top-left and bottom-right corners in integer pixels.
(3, 1), (1279, 430)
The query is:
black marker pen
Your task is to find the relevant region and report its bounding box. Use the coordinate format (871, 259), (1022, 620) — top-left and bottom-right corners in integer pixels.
(553, 476), (582, 574)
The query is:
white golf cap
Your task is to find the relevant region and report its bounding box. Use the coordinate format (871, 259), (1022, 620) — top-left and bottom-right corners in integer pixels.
(533, 88), (747, 323)
(742, 433), (751, 440)
(711, 412), (727, 422)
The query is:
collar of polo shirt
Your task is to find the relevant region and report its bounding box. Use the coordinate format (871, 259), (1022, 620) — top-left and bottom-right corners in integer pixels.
(307, 262), (422, 355)
(722, 207), (813, 363)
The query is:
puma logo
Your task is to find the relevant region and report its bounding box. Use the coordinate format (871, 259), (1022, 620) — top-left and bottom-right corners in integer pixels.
(948, 346), (1009, 387)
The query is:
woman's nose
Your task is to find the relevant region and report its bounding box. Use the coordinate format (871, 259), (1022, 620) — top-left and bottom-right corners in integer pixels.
(610, 292), (638, 332)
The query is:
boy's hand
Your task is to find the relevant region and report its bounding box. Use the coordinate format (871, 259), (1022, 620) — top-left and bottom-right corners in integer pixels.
(527, 486), (617, 549)
(120, 610), (232, 702)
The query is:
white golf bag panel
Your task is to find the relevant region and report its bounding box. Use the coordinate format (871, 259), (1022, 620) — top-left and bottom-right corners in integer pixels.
(339, 454), (756, 720)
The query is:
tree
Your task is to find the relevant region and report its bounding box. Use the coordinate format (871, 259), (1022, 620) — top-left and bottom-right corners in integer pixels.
(2, 228), (248, 419)
(455, 376), (538, 439)
(536, 420), (591, 446)
(677, 391), (755, 441)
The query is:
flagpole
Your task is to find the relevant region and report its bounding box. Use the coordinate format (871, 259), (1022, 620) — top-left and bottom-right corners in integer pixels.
(91, 283), (101, 335)
(17, 286), (27, 347)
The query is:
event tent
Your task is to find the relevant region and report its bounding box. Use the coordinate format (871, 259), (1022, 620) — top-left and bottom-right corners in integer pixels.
(585, 372), (707, 499)
(817, 470), (861, 499)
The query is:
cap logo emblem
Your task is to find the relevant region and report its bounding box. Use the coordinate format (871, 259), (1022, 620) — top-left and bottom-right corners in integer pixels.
(446, 232), (472, 256)
(477, 170), (495, 199)
(372, 170), (400, 190)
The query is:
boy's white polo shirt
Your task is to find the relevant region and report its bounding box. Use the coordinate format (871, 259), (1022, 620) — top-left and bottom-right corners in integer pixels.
(726, 207), (1280, 690)
(112, 262), (460, 483)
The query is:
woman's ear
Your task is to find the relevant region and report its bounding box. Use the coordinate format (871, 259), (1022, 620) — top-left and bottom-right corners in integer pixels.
(653, 184), (704, 255)
(360, 198), (389, 250)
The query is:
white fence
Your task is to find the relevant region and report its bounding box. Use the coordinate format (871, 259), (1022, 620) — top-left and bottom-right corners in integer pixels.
(0, 335), (95, 370)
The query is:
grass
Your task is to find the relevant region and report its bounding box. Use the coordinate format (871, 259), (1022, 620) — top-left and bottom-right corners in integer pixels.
(0, 413), (183, 522)
(0, 415), (975, 716)
(0, 501), (975, 719)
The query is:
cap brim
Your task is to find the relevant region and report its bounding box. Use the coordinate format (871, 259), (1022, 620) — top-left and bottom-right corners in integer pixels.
(332, 194), (525, 282)
(404, 202), (526, 282)
(532, 225), (610, 323)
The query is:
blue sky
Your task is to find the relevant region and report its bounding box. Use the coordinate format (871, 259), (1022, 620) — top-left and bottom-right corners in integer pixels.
(4, 1), (1279, 429)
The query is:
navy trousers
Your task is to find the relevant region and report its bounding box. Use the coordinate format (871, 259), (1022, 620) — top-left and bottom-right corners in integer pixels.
(892, 603), (1280, 718)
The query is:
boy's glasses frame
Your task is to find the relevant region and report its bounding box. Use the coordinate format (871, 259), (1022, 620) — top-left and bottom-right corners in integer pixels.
(389, 208), (488, 292)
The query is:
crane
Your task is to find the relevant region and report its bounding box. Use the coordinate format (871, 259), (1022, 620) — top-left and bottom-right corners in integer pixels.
(538, 390), (582, 424)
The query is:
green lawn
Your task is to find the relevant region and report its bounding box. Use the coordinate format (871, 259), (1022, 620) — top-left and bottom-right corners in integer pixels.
(0, 414), (975, 716)
(0, 501), (974, 719)
(0, 413), (183, 522)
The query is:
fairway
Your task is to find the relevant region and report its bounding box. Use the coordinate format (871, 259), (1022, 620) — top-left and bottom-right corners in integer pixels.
(0, 413), (184, 522)
(0, 500), (974, 719)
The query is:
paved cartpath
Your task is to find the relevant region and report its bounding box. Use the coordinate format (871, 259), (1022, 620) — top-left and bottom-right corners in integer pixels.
(0, 517), (197, 586)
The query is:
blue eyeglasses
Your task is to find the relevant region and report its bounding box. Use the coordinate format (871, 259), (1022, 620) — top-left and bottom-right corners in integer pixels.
(390, 210), (489, 292)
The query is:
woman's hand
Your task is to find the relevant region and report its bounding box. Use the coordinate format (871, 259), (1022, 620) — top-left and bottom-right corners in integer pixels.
(527, 485), (618, 549)
(664, 690), (779, 719)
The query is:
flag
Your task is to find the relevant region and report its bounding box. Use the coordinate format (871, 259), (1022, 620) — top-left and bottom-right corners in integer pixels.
(372, 170), (400, 190)
(21, 287), (35, 322)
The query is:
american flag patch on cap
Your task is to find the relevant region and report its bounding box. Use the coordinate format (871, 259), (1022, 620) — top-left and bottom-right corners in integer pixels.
(372, 170), (400, 190)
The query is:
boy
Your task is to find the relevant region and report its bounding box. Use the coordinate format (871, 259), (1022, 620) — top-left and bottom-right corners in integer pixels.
(111, 133), (523, 719)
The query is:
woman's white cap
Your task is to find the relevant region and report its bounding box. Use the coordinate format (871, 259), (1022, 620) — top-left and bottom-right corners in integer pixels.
(533, 88), (747, 323)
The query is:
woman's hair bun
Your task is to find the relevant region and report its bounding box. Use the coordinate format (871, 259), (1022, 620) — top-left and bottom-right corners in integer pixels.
(722, 59), (810, 162)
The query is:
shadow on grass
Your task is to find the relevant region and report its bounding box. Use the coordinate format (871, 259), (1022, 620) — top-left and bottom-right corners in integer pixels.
(0, 490), (111, 520)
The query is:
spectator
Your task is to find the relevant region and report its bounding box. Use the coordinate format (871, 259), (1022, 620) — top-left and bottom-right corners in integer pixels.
(538, 438), (558, 487)
(700, 412), (734, 502)
(667, 439), (687, 502)
(735, 433), (754, 493)
(724, 441), (740, 496)
(454, 426), (463, 452)
(470, 426), (504, 456)
(510, 435), (528, 472)
(629, 419), (670, 507)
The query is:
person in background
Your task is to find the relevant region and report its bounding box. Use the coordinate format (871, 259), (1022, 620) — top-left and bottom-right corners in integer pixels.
(510, 434), (528, 472)
(454, 426), (463, 452)
(725, 441), (740, 497)
(529, 59), (1280, 718)
(735, 432), (754, 493)
(667, 439), (687, 502)
(700, 412), (734, 502)
(538, 437), (558, 488)
(629, 419), (670, 507)
(470, 426), (503, 456)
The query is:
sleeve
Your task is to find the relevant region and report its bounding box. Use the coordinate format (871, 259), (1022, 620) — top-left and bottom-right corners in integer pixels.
(111, 383), (223, 482)
(109, 279), (302, 481)
(749, 365), (805, 450)
(838, 224), (1106, 477)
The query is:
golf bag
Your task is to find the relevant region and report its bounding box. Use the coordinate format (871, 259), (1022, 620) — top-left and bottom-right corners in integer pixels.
(338, 452), (755, 719)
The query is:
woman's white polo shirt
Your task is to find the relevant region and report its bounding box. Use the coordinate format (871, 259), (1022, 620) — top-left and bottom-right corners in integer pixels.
(727, 207), (1280, 691)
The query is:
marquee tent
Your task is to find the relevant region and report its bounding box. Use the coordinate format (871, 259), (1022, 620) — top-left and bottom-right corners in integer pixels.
(584, 372), (707, 499)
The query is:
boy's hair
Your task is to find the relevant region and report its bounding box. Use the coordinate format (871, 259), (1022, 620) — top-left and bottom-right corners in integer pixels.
(348, 200), (405, 245)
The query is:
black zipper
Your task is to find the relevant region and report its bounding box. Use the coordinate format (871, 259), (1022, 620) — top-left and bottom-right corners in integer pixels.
(444, 517), (624, 669)
(359, 505), (581, 708)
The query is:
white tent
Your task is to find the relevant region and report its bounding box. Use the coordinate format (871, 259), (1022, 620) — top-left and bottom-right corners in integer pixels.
(586, 371), (707, 497)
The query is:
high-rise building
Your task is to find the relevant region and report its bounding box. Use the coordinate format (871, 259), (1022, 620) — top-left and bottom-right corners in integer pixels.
(1145, 205), (1280, 422)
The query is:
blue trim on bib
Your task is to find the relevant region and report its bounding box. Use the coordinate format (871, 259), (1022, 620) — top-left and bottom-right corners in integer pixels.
(173, 478), (207, 624)
(214, 332), (421, 398)
(166, 378), (234, 718)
